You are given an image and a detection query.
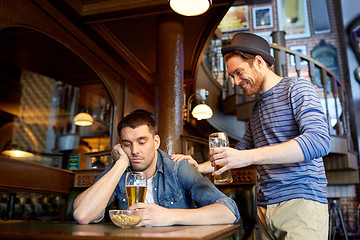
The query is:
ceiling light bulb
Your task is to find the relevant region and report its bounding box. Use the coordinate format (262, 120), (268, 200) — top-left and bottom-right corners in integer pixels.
(169, 0), (212, 16)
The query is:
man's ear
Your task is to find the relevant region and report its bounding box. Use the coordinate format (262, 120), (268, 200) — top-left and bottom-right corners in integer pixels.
(154, 135), (160, 149)
(254, 55), (265, 69)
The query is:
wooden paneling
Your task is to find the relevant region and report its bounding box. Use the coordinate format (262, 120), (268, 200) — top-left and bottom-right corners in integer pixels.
(0, 156), (74, 194)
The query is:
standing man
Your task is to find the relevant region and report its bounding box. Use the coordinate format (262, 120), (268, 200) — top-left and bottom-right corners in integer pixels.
(73, 110), (239, 227)
(173, 33), (330, 239)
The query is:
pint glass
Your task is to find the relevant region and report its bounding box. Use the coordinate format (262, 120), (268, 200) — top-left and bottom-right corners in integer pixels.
(125, 172), (147, 207)
(209, 132), (233, 185)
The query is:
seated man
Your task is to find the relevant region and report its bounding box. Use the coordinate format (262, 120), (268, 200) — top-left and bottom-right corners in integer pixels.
(73, 110), (239, 226)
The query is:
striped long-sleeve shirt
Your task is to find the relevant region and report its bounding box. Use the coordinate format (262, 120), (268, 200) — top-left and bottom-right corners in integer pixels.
(235, 77), (330, 206)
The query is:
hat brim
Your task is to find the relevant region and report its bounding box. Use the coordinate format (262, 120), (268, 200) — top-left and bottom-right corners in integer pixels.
(221, 45), (275, 66)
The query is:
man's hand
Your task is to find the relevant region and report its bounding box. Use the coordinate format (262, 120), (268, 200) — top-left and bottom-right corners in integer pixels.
(111, 143), (130, 167)
(128, 203), (174, 227)
(73, 143), (129, 224)
(171, 154), (199, 169)
(209, 147), (252, 175)
(171, 154), (214, 173)
(209, 140), (305, 175)
(128, 202), (236, 226)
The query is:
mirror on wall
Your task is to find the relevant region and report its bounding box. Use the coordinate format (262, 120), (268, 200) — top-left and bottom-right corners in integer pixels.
(0, 27), (113, 169)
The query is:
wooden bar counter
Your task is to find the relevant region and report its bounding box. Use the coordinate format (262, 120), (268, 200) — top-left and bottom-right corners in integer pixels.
(0, 221), (243, 240)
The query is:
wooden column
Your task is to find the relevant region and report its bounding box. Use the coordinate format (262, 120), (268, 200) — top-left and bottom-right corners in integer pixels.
(271, 31), (287, 77)
(156, 16), (184, 155)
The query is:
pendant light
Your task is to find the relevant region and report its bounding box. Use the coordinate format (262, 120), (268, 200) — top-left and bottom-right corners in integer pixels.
(192, 103), (213, 120)
(74, 92), (93, 126)
(2, 149), (34, 159)
(184, 89), (213, 122)
(74, 112), (93, 126)
(169, 0), (212, 16)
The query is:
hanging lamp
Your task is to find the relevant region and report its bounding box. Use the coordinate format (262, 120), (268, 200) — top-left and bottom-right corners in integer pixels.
(184, 89), (213, 122)
(74, 112), (93, 126)
(192, 103), (213, 120)
(169, 0), (212, 16)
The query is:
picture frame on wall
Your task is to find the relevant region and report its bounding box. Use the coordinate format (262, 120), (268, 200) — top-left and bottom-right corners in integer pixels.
(218, 5), (249, 33)
(289, 45), (307, 66)
(277, 0), (311, 39)
(252, 5), (274, 30)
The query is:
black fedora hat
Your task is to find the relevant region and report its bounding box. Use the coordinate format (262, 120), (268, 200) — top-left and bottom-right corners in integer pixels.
(221, 33), (275, 66)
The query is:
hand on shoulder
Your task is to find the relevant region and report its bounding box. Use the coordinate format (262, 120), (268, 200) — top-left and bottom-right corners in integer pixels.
(171, 154), (199, 169)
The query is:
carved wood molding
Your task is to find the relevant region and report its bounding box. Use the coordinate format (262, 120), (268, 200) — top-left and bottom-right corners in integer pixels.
(203, 165), (257, 185)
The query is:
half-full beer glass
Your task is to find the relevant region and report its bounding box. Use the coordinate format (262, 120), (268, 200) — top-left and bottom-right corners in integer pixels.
(209, 132), (233, 185)
(125, 172), (147, 207)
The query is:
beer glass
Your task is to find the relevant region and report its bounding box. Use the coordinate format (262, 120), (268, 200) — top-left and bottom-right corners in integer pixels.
(125, 172), (147, 207)
(209, 132), (233, 185)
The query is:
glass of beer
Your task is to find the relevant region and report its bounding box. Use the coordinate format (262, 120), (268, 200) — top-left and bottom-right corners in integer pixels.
(125, 172), (147, 207)
(209, 132), (233, 185)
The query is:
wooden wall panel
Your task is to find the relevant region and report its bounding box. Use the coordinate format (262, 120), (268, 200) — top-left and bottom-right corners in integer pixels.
(0, 157), (74, 194)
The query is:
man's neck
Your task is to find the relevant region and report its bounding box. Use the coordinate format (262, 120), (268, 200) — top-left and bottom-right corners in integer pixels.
(261, 70), (283, 94)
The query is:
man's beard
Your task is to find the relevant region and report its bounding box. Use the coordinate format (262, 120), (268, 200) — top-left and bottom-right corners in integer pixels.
(245, 68), (265, 96)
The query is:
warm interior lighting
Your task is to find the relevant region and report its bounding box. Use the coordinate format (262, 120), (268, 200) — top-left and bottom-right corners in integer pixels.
(1, 149), (34, 159)
(1, 141), (35, 159)
(0, 122), (37, 159)
(184, 89), (213, 122)
(192, 103), (213, 120)
(74, 112), (93, 126)
(169, 0), (212, 16)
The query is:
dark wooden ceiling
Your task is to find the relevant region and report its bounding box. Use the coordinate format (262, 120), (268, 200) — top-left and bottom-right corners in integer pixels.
(48, 0), (235, 95)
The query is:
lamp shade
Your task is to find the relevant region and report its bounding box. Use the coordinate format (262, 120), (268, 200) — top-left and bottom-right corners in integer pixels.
(1, 149), (34, 159)
(191, 103), (213, 120)
(169, 0), (211, 16)
(74, 112), (93, 126)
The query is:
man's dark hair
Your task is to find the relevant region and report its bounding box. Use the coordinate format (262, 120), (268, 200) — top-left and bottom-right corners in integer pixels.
(224, 50), (271, 69)
(117, 109), (158, 138)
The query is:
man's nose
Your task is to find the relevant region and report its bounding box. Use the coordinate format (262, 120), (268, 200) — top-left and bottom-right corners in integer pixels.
(131, 143), (140, 155)
(234, 76), (241, 86)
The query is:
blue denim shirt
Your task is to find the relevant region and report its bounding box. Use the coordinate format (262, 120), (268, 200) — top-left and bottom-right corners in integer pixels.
(94, 149), (240, 223)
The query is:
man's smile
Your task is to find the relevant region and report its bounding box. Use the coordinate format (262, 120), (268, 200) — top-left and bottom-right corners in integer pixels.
(240, 81), (248, 89)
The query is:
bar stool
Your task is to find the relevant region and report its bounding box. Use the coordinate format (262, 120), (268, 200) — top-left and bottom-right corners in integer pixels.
(329, 199), (348, 240)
